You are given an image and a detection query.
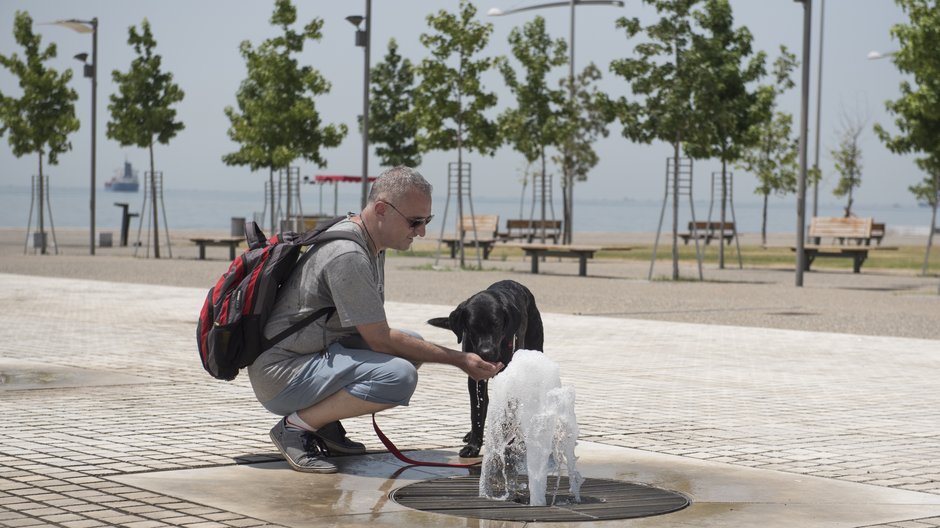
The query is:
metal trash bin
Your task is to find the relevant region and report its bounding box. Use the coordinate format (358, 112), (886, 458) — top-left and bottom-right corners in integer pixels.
(99, 232), (113, 248)
(231, 217), (245, 237)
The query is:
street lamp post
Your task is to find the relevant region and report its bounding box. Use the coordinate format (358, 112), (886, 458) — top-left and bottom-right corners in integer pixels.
(52, 18), (97, 256)
(346, 0), (372, 211)
(794, 0), (812, 287)
(812, 0), (824, 218)
(488, 0), (623, 243)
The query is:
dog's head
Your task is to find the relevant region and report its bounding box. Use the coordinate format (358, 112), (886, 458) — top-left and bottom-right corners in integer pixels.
(427, 291), (521, 365)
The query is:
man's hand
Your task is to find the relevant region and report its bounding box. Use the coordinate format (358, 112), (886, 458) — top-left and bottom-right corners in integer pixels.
(462, 353), (503, 382)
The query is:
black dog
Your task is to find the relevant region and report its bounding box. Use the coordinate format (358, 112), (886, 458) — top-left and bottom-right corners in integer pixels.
(427, 280), (543, 458)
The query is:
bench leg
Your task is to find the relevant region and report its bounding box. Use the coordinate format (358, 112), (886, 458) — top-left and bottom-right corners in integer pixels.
(853, 255), (866, 273)
(229, 244), (237, 261)
(483, 244), (492, 260)
(449, 243), (457, 259)
(530, 253), (540, 274)
(803, 253), (815, 271)
(198, 244), (206, 260)
(578, 256), (587, 277)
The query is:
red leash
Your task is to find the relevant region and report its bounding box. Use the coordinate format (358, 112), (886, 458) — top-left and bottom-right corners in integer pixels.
(372, 414), (480, 468)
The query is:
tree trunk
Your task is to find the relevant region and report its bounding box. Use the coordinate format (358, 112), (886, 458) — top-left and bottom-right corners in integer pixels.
(924, 200), (938, 276)
(761, 192), (769, 246)
(150, 142), (160, 259)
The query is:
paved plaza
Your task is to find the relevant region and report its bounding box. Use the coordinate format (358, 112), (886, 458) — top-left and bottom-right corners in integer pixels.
(1, 268), (939, 527)
(0, 227), (940, 528)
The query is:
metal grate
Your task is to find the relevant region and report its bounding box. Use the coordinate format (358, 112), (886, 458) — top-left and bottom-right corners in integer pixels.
(391, 476), (690, 522)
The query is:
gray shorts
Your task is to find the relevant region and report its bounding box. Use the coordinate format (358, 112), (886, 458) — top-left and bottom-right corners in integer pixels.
(260, 331), (421, 416)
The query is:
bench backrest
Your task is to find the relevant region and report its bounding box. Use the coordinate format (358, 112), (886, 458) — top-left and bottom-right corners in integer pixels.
(458, 215), (499, 237)
(809, 216), (872, 240)
(687, 221), (734, 232)
(506, 219), (562, 230)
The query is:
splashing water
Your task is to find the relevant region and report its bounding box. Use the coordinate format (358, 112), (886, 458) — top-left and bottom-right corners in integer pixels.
(479, 350), (584, 506)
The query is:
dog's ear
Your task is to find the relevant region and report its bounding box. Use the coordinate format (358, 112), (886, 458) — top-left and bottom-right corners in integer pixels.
(448, 307), (467, 344)
(426, 317), (451, 330)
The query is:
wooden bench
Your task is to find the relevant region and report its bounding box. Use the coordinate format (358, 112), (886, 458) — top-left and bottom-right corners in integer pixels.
(871, 222), (885, 245)
(190, 237), (243, 260)
(678, 221), (735, 245)
(500, 219), (562, 243)
(794, 217), (876, 273)
(441, 214), (499, 260)
(517, 244), (632, 276)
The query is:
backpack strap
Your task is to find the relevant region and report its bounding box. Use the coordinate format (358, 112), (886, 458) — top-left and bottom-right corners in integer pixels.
(262, 228), (367, 350)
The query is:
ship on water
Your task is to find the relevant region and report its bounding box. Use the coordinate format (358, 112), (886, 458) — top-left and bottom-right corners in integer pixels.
(105, 161), (140, 192)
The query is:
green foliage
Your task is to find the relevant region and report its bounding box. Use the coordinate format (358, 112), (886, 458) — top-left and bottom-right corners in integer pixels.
(737, 47), (799, 198)
(223, 0), (346, 172)
(911, 154), (940, 207)
(369, 39), (420, 168)
(609, 0), (701, 148)
(553, 64), (611, 184)
(875, 0), (940, 207)
(0, 11), (79, 166)
(497, 16), (567, 164)
(738, 111), (798, 196)
(107, 19), (185, 150)
(682, 0), (767, 164)
(411, 0), (500, 157)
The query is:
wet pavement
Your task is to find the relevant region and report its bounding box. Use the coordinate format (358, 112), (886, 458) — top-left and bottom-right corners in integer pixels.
(2, 272), (940, 527)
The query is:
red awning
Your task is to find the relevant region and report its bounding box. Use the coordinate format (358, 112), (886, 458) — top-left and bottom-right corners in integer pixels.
(313, 175), (377, 183)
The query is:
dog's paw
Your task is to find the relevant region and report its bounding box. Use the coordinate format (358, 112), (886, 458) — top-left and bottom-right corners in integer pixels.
(462, 430), (475, 443)
(459, 443), (482, 458)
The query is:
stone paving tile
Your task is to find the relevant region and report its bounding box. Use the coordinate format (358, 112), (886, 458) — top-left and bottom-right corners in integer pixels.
(1, 273), (939, 527)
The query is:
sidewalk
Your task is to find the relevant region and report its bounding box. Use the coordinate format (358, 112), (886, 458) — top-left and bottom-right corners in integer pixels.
(2, 271), (940, 527)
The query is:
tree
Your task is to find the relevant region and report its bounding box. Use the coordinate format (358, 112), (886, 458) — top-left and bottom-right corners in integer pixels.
(682, 0), (767, 269)
(874, 0), (940, 274)
(831, 109), (868, 218)
(609, 0), (703, 280)
(497, 16), (567, 243)
(911, 154), (939, 275)
(107, 19), (184, 259)
(736, 47), (799, 245)
(0, 11), (80, 255)
(738, 112), (798, 244)
(223, 0), (346, 233)
(368, 39), (420, 168)
(411, 0), (500, 267)
(553, 64), (611, 244)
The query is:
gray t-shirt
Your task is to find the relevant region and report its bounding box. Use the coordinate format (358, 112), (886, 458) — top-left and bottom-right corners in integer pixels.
(247, 218), (386, 403)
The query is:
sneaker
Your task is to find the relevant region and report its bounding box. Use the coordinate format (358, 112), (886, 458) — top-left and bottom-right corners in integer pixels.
(269, 418), (337, 473)
(310, 420), (367, 456)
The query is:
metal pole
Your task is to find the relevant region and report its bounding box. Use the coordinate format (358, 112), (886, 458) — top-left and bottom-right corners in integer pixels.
(812, 0), (824, 217)
(360, 0), (372, 210)
(91, 18), (97, 255)
(795, 0), (812, 287)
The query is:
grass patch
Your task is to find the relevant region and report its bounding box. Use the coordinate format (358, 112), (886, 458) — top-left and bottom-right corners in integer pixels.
(397, 241), (940, 275)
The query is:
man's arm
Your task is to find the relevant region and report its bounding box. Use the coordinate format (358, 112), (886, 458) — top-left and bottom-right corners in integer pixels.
(356, 320), (502, 381)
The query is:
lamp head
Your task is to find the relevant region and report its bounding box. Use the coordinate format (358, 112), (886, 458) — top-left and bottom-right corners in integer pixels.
(487, 7), (504, 16)
(345, 15), (364, 28)
(73, 52), (89, 63)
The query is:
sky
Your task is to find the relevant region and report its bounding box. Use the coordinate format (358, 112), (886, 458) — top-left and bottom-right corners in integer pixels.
(0, 0), (919, 210)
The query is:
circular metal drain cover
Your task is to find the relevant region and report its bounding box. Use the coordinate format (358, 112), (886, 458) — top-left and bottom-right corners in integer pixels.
(391, 476), (689, 522)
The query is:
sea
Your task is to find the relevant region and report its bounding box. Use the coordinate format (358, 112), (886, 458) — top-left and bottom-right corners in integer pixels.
(1, 183), (935, 235)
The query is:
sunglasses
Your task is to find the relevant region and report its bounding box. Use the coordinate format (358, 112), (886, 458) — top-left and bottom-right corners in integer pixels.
(381, 201), (434, 229)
